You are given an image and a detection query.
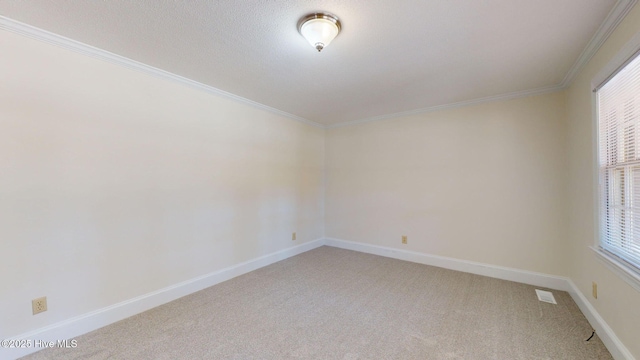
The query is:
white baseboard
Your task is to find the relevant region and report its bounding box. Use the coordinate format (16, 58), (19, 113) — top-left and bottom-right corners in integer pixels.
(325, 237), (635, 360)
(4, 238), (633, 360)
(325, 238), (570, 290)
(2, 238), (325, 360)
(567, 279), (636, 360)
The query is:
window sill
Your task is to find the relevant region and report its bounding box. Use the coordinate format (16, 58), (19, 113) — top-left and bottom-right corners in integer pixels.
(590, 246), (640, 293)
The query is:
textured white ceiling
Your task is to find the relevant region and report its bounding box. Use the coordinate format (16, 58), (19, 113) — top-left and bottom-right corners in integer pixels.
(0, 0), (619, 125)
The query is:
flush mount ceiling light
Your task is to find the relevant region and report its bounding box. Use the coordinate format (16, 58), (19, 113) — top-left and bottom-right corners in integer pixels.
(298, 13), (341, 52)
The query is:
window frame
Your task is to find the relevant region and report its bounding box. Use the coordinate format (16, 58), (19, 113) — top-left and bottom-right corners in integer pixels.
(592, 30), (640, 293)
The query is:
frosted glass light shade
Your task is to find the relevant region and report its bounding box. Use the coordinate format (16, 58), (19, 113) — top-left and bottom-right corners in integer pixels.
(298, 13), (341, 52)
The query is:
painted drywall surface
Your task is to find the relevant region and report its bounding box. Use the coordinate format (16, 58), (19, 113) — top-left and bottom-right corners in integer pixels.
(566, 3), (640, 358)
(0, 30), (324, 338)
(325, 92), (568, 276)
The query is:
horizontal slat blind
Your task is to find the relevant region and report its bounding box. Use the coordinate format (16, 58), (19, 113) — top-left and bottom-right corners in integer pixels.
(598, 50), (640, 270)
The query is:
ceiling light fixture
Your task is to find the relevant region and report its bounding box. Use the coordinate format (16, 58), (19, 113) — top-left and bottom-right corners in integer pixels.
(298, 13), (341, 52)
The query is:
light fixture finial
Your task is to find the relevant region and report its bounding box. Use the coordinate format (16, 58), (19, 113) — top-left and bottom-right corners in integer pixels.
(298, 13), (341, 53)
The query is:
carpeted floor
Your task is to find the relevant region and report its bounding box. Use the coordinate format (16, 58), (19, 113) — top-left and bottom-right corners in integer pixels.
(22, 246), (612, 359)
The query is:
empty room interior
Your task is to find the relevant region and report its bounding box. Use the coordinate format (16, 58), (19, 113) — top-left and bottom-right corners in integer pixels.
(2, 1), (640, 359)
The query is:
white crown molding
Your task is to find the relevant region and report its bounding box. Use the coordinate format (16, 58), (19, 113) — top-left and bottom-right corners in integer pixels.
(0, 16), (324, 130)
(1, 0), (637, 130)
(560, 0), (638, 88)
(328, 0), (637, 129)
(327, 84), (564, 129)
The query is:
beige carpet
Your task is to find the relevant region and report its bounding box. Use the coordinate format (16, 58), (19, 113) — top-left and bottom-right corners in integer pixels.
(22, 246), (612, 359)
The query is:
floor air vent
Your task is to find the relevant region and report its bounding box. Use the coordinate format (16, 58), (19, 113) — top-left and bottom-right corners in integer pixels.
(535, 289), (557, 304)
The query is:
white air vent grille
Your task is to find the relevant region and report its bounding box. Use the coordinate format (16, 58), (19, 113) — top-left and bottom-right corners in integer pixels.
(535, 289), (557, 304)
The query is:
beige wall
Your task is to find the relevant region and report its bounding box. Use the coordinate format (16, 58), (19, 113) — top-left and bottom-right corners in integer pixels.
(0, 30), (325, 338)
(326, 92), (568, 276)
(566, 3), (640, 358)
(3, 5), (640, 357)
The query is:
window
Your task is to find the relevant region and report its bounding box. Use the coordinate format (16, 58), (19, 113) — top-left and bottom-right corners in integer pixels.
(597, 48), (640, 277)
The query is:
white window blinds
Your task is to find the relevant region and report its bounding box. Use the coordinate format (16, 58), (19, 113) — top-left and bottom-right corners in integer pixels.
(598, 50), (640, 271)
